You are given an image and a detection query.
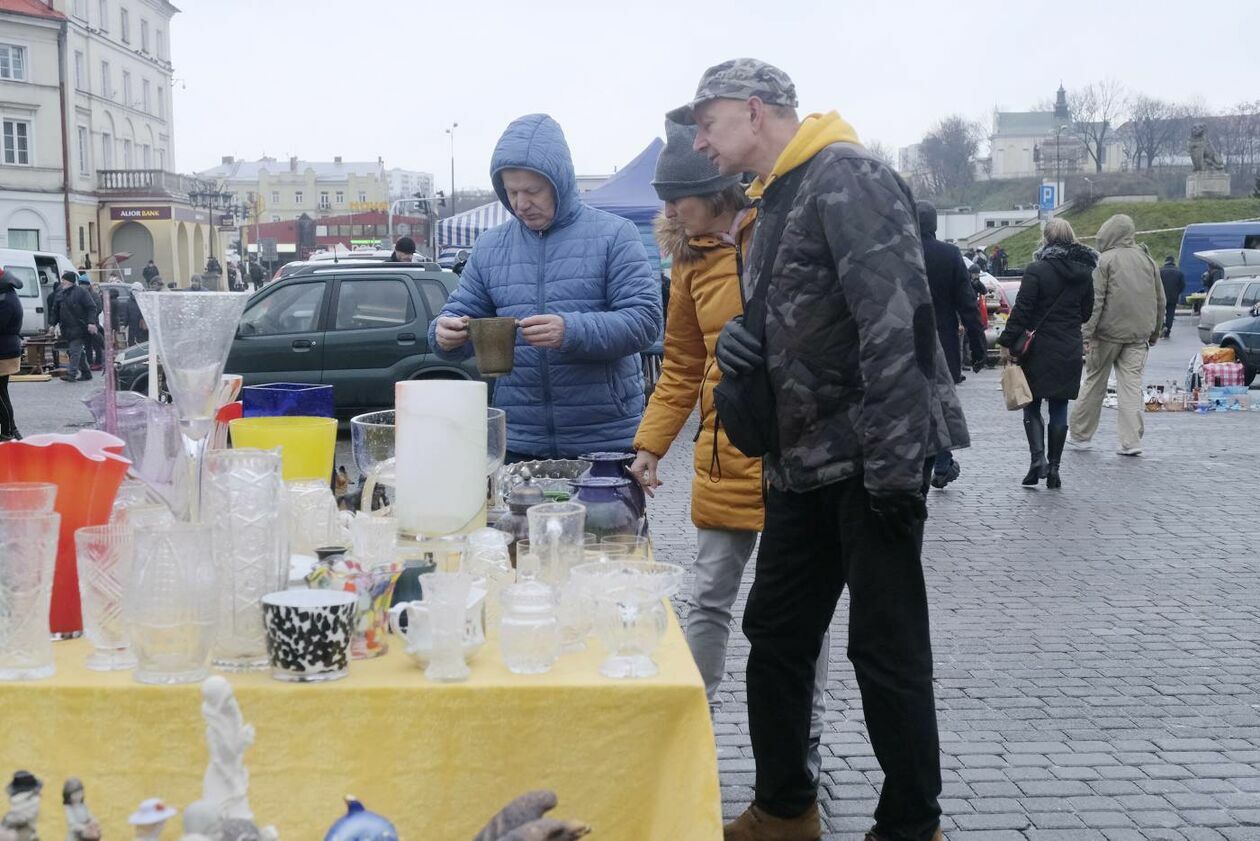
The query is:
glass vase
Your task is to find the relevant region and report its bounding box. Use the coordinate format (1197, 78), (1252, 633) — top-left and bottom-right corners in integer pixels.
(579, 452), (645, 518)
(125, 524), (218, 684)
(0, 511), (60, 680)
(418, 571), (472, 683)
(202, 449), (289, 671)
(74, 523), (137, 671)
(134, 291), (250, 523)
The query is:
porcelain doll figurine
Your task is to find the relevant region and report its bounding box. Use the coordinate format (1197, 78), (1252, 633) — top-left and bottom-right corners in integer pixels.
(201, 677), (254, 821)
(62, 780), (100, 841)
(2, 771), (42, 841)
(128, 800), (176, 840)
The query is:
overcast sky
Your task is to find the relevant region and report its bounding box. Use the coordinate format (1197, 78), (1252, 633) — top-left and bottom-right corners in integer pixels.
(172, 0), (1260, 190)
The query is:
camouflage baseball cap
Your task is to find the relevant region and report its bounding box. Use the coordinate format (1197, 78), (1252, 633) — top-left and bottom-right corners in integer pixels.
(666, 58), (798, 125)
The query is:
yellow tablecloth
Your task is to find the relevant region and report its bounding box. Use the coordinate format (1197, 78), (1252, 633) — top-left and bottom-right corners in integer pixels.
(0, 612), (721, 840)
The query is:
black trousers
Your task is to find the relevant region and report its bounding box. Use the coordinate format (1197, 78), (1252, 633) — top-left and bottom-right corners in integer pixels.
(1165, 301), (1177, 333)
(0, 374), (14, 435)
(743, 476), (941, 840)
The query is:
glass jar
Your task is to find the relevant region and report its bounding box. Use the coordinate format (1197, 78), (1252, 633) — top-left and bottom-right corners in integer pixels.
(567, 477), (638, 541)
(498, 580), (559, 675)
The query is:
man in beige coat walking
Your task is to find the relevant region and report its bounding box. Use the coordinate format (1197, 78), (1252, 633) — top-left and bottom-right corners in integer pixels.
(1069, 214), (1165, 455)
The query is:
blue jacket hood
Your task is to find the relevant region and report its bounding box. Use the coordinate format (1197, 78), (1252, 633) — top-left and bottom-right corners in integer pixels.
(490, 114), (581, 232)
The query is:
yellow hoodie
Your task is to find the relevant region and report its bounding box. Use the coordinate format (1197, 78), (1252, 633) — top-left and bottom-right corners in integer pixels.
(747, 111), (862, 199)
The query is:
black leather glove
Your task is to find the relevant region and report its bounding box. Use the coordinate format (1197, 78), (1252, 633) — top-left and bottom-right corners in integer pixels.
(715, 317), (763, 377)
(868, 490), (928, 539)
(972, 355), (985, 373)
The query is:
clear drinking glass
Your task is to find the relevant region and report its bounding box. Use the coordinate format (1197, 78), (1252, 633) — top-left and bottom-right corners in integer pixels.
(418, 571), (472, 682)
(466, 528), (513, 629)
(134, 291), (250, 522)
(487, 407), (507, 509)
(202, 449), (289, 671)
(0, 482), (56, 513)
(601, 534), (650, 559)
(499, 580), (559, 674)
(287, 480), (344, 555)
(526, 502), (587, 586)
(350, 410), (396, 513)
(585, 561), (685, 679)
(0, 511), (60, 680)
(350, 512), (398, 567)
(74, 523), (137, 671)
(126, 524), (218, 684)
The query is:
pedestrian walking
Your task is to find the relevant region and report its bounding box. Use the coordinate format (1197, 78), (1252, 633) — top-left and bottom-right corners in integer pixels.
(430, 113), (661, 459)
(1160, 256), (1185, 338)
(629, 120), (830, 780)
(54, 272), (97, 382)
(246, 256), (265, 291)
(1069, 214), (1165, 456)
(0, 269), (24, 440)
(79, 275), (104, 369)
(675, 58), (967, 841)
(126, 282), (148, 346)
(997, 218), (1096, 488)
(917, 201), (986, 489)
(142, 260), (160, 284)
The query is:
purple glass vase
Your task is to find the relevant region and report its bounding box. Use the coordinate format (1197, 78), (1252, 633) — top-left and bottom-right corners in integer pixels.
(579, 452), (645, 519)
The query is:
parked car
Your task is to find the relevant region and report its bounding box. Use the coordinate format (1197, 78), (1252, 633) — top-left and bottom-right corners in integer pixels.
(1208, 309), (1260, 385)
(115, 263), (481, 416)
(1197, 276), (1260, 343)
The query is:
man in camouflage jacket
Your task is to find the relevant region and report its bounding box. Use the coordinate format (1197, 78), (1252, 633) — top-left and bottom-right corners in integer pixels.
(671, 59), (965, 841)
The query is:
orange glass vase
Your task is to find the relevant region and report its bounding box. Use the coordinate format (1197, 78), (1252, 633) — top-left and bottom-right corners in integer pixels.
(0, 430), (132, 637)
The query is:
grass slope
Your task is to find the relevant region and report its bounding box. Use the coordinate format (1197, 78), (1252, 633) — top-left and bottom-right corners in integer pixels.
(1000, 199), (1260, 267)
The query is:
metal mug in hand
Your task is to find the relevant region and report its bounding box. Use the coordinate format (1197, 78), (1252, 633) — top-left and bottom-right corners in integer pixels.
(467, 317), (519, 378)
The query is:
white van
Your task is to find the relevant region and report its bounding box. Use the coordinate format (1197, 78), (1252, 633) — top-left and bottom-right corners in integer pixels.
(0, 249), (78, 336)
(1195, 250), (1260, 342)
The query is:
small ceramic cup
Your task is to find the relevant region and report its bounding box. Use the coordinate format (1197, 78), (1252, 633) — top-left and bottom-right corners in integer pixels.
(261, 589), (357, 682)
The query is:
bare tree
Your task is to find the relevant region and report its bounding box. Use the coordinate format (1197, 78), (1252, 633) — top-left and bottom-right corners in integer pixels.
(1068, 80), (1129, 173)
(1128, 96), (1193, 170)
(918, 116), (983, 196)
(1215, 100), (1260, 176)
(865, 140), (897, 169)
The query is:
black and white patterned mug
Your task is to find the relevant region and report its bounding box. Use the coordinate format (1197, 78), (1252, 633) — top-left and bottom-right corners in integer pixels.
(261, 590), (357, 682)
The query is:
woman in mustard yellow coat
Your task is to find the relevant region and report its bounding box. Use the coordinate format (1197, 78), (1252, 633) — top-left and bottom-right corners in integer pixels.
(631, 123), (829, 755)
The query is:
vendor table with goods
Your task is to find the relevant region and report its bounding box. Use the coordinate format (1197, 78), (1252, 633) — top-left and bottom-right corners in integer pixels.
(0, 616), (721, 840)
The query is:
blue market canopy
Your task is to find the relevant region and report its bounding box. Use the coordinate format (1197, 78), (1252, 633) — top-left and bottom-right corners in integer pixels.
(583, 137), (664, 225)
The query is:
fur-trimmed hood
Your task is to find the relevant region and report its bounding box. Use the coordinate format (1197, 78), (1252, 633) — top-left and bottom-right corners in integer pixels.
(654, 210), (754, 265)
(1034, 241), (1098, 275)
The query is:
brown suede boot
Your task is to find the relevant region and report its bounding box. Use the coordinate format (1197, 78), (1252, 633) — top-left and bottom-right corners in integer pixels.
(724, 802), (821, 841)
(864, 829), (945, 841)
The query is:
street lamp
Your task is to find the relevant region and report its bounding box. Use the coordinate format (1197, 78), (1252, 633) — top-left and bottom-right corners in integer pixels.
(445, 122), (458, 216)
(1054, 124), (1070, 210)
(187, 188), (234, 266)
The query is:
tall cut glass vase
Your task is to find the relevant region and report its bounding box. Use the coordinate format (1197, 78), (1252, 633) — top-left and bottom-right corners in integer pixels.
(202, 448), (289, 670)
(135, 292), (249, 522)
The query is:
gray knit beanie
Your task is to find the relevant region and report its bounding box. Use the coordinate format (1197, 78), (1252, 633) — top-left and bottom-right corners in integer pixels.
(651, 120), (741, 201)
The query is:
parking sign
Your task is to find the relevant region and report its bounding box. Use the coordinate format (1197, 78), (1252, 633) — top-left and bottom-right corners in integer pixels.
(1039, 185), (1057, 212)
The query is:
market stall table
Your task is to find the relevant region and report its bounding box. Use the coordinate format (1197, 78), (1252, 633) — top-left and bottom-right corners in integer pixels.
(0, 610), (721, 840)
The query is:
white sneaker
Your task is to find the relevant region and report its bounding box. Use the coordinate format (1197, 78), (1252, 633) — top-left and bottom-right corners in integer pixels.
(1067, 437), (1093, 450)
(1117, 446), (1143, 457)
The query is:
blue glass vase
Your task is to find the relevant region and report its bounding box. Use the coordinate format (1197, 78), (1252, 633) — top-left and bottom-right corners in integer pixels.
(579, 451), (645, 519)
(242, 382), (335, 418)
(568, 476), (639, 540)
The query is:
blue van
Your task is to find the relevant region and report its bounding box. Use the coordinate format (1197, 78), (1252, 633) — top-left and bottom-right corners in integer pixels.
(1178, 222), (1260, 297)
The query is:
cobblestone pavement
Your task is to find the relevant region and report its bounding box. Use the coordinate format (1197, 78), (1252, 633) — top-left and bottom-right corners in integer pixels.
(10, 323), (1260, 839)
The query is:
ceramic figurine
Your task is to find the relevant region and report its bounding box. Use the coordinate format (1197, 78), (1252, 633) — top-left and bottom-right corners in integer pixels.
(471, 791), (590, 841)
(127, 800), (176, 840)
(178, 800), (220, 841)
(61, 780), (100, 841)
(201, 677), (254, 820)
(323, 798), (396, 841)
(2, 771), (42, 841)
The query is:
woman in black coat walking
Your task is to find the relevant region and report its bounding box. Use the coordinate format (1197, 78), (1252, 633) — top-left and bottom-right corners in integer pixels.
(0, 269), (24, 440)
(998, 218), (1096, 489)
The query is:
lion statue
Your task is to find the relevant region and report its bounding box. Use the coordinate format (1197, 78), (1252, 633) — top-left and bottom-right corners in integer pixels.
(1188, 123), (1226, 172)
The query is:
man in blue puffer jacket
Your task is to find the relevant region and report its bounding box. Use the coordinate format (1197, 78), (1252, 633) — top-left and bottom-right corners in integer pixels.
(430, 114), (662, 459)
